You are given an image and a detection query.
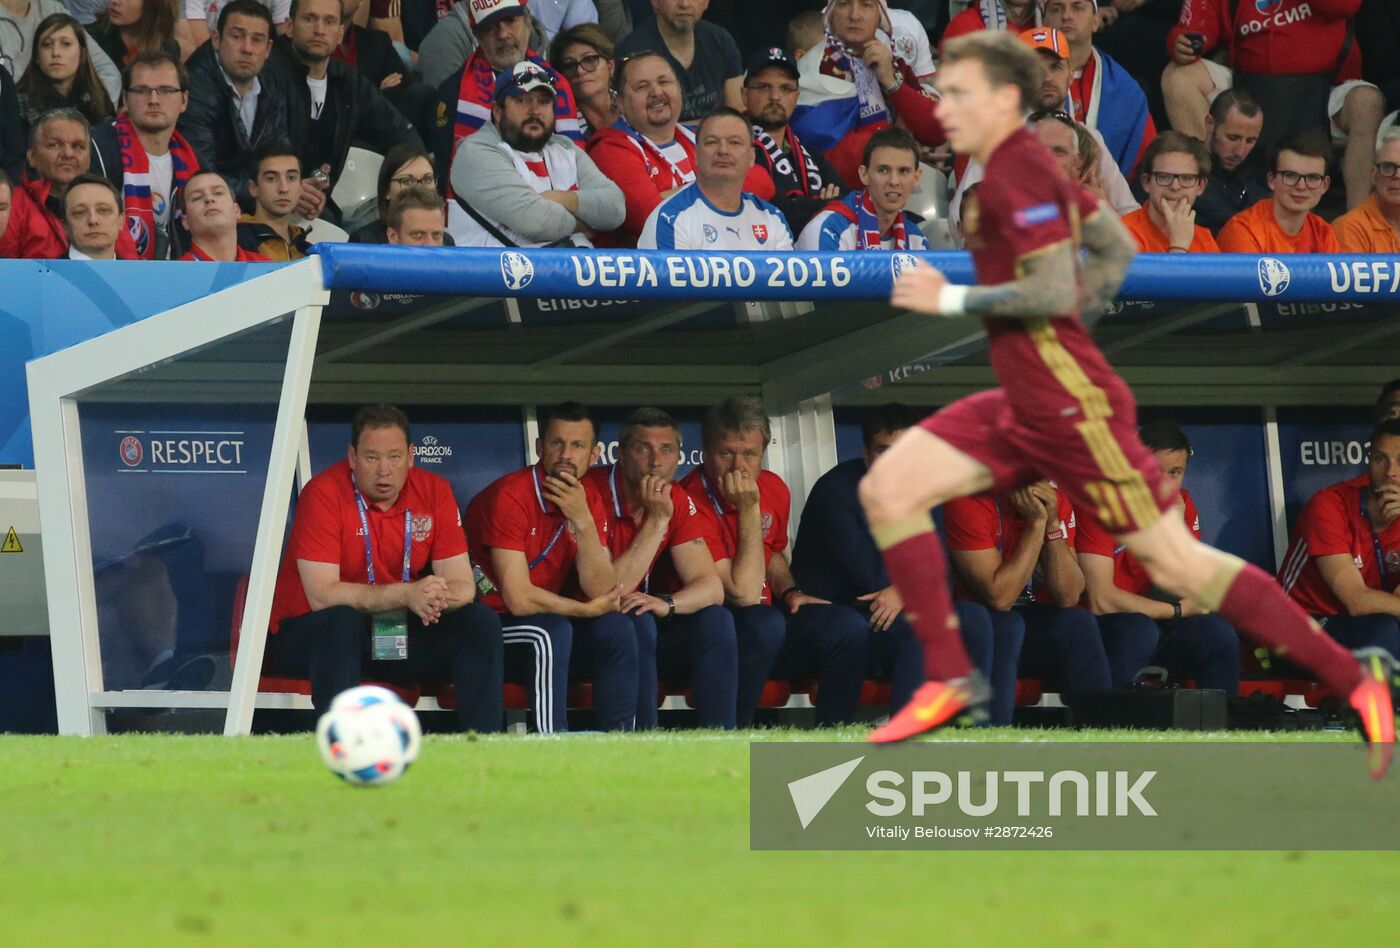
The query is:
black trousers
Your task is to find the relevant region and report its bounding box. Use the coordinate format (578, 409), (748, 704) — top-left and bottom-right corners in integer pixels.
(268, 603), (504, 732)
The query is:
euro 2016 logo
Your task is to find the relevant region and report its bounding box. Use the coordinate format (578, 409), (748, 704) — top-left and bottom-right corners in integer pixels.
(891, 253), (919, 283)
(1257, 257), (1291, 297)
(501, 251), (535, 291)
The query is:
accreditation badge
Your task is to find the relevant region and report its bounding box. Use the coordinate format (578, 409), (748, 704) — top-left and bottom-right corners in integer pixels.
(371, 609), (409, 661)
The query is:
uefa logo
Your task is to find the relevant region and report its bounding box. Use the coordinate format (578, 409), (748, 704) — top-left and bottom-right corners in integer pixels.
(501, 251), (535, 291)
(119, 436), (143, 466)
(1257, 257), (1290, 297)
(891, 252), (918, 282)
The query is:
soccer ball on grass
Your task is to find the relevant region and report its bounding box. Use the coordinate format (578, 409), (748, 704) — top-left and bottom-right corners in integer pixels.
(315, 685), (422, 786)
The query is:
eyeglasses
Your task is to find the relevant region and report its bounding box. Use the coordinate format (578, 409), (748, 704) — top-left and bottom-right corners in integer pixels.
(1028, 108), (1074, 127)
(1377, 161), (1400, 178)
(1272, 170), (1326, 188)
(127, 85), (184, 98)
(557, 51), (605, 77)
(1148, 171), (1201, 187)
(391, 173), (436, 188)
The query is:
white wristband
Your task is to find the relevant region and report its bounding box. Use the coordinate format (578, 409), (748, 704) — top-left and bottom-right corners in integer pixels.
(937, 284), (969, 315)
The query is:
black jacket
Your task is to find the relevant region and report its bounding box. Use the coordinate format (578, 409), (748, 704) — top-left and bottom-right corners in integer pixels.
(272, 38), (419, 189)
(177, 42), (291, 208)
(1, 65), (22, 183)
(341, 25), (401, 88)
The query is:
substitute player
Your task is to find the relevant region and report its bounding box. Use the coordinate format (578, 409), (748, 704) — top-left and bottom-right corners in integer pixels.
(861, 31), (1395, 777)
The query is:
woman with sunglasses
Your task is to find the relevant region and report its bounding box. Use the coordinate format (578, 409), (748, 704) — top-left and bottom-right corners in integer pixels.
(351, 141), (456, 244)
(16, 13), (116, 126)
(548, 23), (617, 140)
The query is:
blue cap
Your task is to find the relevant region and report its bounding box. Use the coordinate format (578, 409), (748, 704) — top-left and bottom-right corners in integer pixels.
(493, 61), (557, 101)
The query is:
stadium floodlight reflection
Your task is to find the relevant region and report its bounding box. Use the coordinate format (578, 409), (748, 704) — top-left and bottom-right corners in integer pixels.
(26, 247), (1400, 736)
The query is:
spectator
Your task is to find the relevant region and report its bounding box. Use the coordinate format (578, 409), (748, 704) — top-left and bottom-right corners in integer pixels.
(1279, 418), (1400, 660)
(1376, 380), (1400, 423)
(277, 0), (420, 222)
(384, 183), (447, 244)
(89, 0), (181, 68)
(786, 8), (821, 60)
(616, 0), (743, 120)
(638, 107), (792, 250)
(431, 0), (580, 177)
(587, 53), (771, 247)
(236, 140), (309, 260)
(335, 0), (439, 148)
(950, 28), (1138, 229)
(676, 396), (868, 727)
(525, 0), (600, 48)
(0, 0), (121, 103)
(548, 22), (618, 138)
(449, 60), (623, 246)
(791, 0), (944, 187)
(59, 171), (122, 258)
(180, 0), (290, 211)
(184, 0), (290, 51)
(90, 50), (199, 259)
(744, 46), (845, 236)
(417, 0), (541, 90)
(0, 169), (10, 236)
(178, 169), (272, 259)
(465, 401), (636, 734)
(944, 483), (1114, 697)
(797, 126), (923, 250)
(1, 66), (22, 182)
(941, 0), (1041, 54)
(1217, 130), (1340, 254)
(885, 6), (937, 90)
(349, 140), (446, 243)
(790, 403), (1025, 723)
(1043, 0), (1153, 178)
(584, 407), (737, 730)
(1194, 88), (1267, 234)
(16, 13), (117, 126)
(1076, 421), (1240, 692)
(0, 108), (138, 258)
(1120, 130), (1220, 253)
(265, 404), (505, 730)
(1163, 0), (1382, 209)
(1332, 130), (1400, 253)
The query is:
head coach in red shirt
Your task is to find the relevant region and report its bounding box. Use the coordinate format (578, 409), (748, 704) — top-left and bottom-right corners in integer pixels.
(584, 407), (737, 730)
(676, 396), (867, 727)
(466, 402), (636, 733)
(267, 404), (504, 731)
(1279, 418), (1400, 660)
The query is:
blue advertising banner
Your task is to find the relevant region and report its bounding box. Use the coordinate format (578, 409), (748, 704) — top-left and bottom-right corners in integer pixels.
(1276, 410), (1375, 530)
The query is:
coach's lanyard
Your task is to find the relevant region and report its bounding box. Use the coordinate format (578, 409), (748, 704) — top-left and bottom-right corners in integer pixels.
(1365, 492), (1389, 586)
(528, 465), (568, 571)
(352, 473), (412, 585)
(699, 471), (726, 517)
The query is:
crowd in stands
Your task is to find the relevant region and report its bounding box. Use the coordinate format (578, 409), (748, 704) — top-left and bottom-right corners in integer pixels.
(271, 392), (1400, 733)
(6, 0), (1400, 260)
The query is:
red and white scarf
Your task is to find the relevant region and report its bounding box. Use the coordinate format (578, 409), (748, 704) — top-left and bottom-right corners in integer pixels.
(116, 114), (200, 260)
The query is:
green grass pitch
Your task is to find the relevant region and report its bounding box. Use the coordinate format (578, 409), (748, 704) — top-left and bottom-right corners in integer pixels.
(2, 728), (1397, 946)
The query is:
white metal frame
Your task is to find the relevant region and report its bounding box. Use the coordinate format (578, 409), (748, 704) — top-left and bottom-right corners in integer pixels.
(27, 259), (329, 736)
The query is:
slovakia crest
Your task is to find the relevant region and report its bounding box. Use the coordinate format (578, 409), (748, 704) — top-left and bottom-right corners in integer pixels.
(752, 224), (769, 243)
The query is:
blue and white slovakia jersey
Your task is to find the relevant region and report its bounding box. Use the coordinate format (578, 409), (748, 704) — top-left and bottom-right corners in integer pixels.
(638, 183), (794, 251)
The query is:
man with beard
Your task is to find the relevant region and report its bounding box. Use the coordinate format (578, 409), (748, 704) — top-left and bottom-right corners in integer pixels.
(180, 0), (291, 213)
(744, 47), (844, 236)
(449, 61), (622, 247)
(433, 0), (579, 178)
(0, 108), (138, 258)
(1120, 131), (1219, 253)
(1194, 89), (1268, 234)
(91, 51), (200, 260)
(1334, 131), (1400, 253)
(588, 51), (771, 247)
(616, 0), (744, 119)
(177, 170), (270, 261)
(466, 402), (635, 734)
(276, 0), (419, 221)
(237, 141), (311, 260)
(797, 127), (924, 250)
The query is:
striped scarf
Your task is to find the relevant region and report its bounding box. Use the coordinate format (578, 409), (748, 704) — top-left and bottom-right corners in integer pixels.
(825, 189), (916, 249)
(452, 50), (582, 147)
(116, 115), (200, 260)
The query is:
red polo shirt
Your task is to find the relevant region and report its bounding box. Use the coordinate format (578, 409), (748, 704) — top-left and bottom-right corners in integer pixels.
(675, 467), (790, 604)
(1076, 490), (1201, 596)
(943, 489), (1077, 605)
(1281, 474), (1400, 617)
(269, 459), (468, 631)
(180, 242), (271, 261)
(584, 465), (709, 588)
(464, 464), (611, 613)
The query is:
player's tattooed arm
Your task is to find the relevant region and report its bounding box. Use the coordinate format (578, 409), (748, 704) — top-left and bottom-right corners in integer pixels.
(1075, 206), (1138, 323)
(958, 241), (1078, 320)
